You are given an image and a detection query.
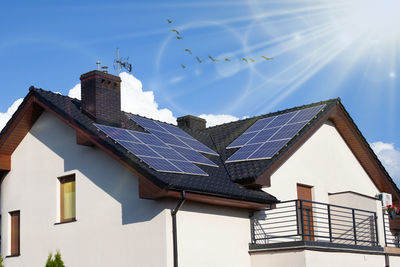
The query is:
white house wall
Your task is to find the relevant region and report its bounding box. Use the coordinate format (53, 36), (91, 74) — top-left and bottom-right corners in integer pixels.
(1, 111), (252, 267)
(264, 121), (381, 207)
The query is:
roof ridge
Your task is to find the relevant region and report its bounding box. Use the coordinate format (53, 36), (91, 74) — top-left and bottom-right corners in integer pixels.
(206, 98), (340, 130)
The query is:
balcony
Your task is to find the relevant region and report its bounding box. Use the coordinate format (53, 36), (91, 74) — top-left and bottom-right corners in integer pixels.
(250, 199), (381, 251)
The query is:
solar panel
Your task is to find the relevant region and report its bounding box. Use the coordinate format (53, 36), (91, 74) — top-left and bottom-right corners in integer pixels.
(128, 114), (218, 155)
(95, 124), (210, 176)
(172, 146), (218, 167)
(225, 104), (325, 162)
(129, 131), (169, 148)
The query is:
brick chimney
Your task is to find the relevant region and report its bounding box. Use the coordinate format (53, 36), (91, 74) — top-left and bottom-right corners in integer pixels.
(80, 70), (121, 126)
(177, 115), (206, 130)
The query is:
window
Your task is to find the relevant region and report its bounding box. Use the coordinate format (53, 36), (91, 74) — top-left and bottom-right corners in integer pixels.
(59, 175), (76, 222)
(10, 211), (20, 256)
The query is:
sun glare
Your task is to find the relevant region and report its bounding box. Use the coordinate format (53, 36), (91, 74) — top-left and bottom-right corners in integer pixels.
(344, 0), (400, 41)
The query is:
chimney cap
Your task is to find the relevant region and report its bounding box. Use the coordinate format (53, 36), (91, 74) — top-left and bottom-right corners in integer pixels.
(177, 115), (206, 130)
(80, 70), (121, 82)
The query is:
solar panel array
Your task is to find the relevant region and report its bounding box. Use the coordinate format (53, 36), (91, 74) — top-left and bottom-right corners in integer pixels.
(225, 105), (325, 163)
(95, 116), (219, 176)
(128, 115), (218, 155)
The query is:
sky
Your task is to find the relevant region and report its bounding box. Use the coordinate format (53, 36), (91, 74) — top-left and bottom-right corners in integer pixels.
(0, 0), (399, 184)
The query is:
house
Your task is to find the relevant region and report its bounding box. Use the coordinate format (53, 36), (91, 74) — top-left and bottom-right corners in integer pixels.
(0, 70), (399, 266)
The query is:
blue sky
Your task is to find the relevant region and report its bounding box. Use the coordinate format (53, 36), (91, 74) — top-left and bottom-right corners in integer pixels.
(1, 0), (399, 182)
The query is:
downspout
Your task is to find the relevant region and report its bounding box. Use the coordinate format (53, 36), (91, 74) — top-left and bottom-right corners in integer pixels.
(171, 191), (186, 267)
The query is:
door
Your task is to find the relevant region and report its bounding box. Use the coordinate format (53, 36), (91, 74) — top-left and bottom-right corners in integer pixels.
(297, 184), (314, 241)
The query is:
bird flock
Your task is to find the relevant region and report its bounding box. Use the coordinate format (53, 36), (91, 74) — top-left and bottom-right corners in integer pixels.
(167, 19), (273, 69)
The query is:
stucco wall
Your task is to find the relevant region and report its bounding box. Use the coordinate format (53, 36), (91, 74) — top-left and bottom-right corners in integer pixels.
(262, 122), (386, 247)
(251, 249), (391, 267)
(1, 111), (252, 267)
(177, 202), (251, 267)
(264, 122), (381, 204)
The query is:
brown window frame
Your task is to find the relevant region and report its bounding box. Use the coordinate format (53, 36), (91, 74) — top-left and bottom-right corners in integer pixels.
(9, 210), (20, 256)
(59, 174), (76, 223)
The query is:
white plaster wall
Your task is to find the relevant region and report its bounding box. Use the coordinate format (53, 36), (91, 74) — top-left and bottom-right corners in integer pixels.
(0, 111), (253, 267)
(264, 122), (381, 204)
(304, 250), (385, 267)
(1, 111), (171, 267)
(263, 122), (385, 246)
(177, 202), (251, 267)
(251, 250), (388, 267)
(251, 250), (306, 267)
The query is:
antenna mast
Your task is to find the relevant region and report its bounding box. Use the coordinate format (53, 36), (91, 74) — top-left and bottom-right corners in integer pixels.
(113, 48), (132, 73)
(116, 48), (120, 74)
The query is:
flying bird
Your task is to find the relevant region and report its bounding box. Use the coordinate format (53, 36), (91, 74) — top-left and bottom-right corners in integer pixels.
(170, 29), (180, 35)
(167, 19), (173, 24)
(185, 49), (192, 55)
(176, 36), (183, 40)
(242, 58), (248, 63)
(261, 56), (273, 61)
(196, 56), (203, 63)
(224, 58), (231, 62)
(208, 55), (219, 62)
(181, 64), (186, 69)
(249, 58), (255, 63)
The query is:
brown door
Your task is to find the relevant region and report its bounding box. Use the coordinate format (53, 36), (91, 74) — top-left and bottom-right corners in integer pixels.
(297, 184), (314, 241)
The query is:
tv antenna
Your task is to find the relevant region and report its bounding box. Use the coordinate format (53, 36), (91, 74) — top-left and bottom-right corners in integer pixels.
(114, 48), (132, 74)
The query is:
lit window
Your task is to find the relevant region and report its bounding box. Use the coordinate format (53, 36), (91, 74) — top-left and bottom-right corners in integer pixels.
(59, 175), (76, 222)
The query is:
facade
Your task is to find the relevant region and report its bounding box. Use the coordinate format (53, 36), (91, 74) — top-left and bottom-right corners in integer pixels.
(0, 70), (399, 266)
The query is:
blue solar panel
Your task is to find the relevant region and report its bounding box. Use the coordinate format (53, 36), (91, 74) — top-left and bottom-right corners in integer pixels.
(128, 114), (218, 155)
(266, 112), (297, 129)
(245, 117), (275, 132)
(151, 146), (187, 161)
(95, 123), (212, 176)
(288, 105), (325, 124)
(169, 160), (208, 176)
(178, 136), (219, 155)
(269, 121), (307, 141)
(172, 146), (218, 166)
(226, 144), (263, 162)
(139, 156), (182, 173)
(151, 130), (191, 148)
(248, 140), (289, 159)
(156, 122), (193, 138)
(118, 141), (160, 157)
(129, 131), (168, 148)
(246, 128), (280, 145)
(94, 124), (139, 141)
(225, 104), (325, 162)
(129, 115), (167, 132)
(226, 132), (258, 148)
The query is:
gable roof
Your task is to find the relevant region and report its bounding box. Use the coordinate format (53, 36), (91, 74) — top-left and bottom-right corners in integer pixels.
(1, 87), (399, 207)
(0, 88), (277, 207)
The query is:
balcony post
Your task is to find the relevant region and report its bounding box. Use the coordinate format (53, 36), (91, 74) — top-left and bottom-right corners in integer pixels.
(328, 204), (332, 242)
(382, 212), (388, 247)
(352, 209), (357, 245)
(374, 213), (379, 246)
(295, 200), (300, 236)
(250, 212), (255, 244)
(299, 200), (304, 240)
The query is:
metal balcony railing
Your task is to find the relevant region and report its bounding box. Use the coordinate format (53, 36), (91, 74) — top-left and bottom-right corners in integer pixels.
(251, 199), (379, 247)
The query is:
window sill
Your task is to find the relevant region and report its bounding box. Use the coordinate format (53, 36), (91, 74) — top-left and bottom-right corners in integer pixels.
(54, 218), (77, 225)
(6, 254), (20, 258)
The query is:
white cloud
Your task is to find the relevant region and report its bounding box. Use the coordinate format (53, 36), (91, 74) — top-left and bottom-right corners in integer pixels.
(198, 114), (241, 127)
(68, 72), (176, 124)
(371, 141), (400, 185)
(0, 98), (23, 131)
(1, 73), (244, 138)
